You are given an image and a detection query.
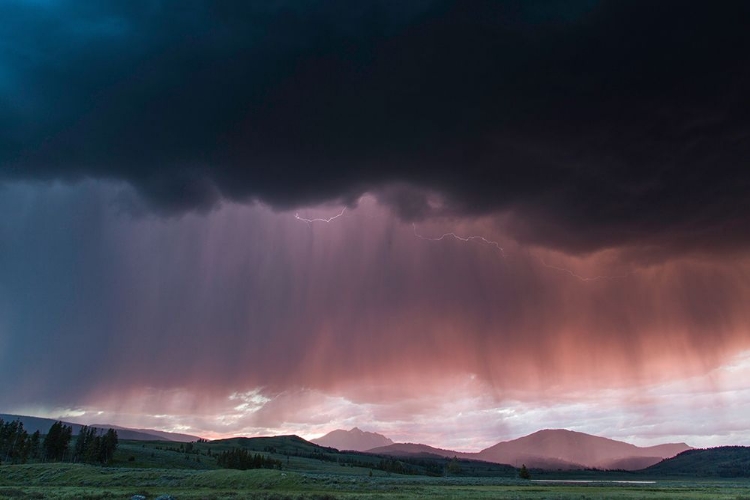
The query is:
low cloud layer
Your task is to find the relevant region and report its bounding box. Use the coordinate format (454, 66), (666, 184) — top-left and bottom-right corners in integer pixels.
(2, 1), (750, 255)
(25, 350), (750, 450)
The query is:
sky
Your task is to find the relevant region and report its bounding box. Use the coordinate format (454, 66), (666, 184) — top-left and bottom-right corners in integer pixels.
(1, 0), (750, 451)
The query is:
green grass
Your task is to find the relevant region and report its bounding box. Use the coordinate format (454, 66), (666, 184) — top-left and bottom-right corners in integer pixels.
(112, 441), (218, 470)
(2, 439), (750, 499)
(2, 463), (750, 499)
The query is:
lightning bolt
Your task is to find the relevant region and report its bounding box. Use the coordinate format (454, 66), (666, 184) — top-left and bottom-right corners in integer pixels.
(412, 223), (506, 258)
(412, 224), (629, 282)
(293, 206), (628, 283)
(294, 208), (346, 224)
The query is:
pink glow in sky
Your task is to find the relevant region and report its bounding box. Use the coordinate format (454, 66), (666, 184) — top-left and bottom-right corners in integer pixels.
(3, 2), (750, 456)
(2, 182), (749, 450)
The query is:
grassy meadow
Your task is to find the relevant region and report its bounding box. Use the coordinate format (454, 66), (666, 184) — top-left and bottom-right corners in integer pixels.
(1, 439), (750, 499)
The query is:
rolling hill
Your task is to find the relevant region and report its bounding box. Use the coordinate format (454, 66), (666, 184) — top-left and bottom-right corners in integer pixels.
(89, 423), (200, 442)
(642, 446), (750, 477)
(0, 413), (200, 442)
(369, 429), (690, 471)
(210, 434), (517, 477)
(367, 442), (463, 458)
(475, 429), (691, 470)
(311, 427), (393, 451)
(214, 434), (336, 456)
(1, 414), (692, 470)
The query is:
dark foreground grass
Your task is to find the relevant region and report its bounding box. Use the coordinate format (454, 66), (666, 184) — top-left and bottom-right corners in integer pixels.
(2, 464), (750, 500)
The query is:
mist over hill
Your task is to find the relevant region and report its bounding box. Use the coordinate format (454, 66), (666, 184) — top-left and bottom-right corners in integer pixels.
(311, 427), (393, 451)
(0, 413), (199, 442)
(475, 429), (691, 470)
(367, 442), (465, 459)
(368, 429), (690, 471)
(2, 413), (694, 470)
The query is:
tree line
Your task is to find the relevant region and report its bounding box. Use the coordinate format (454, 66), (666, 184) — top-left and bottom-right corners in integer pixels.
(0, 418), (118, 465)
(73, 425), (118, 464)
(0, 419), (40, 464)
(215, 448), (282, 470)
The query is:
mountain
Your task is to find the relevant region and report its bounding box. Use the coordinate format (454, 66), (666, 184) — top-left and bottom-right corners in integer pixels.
(369, 442), (588, 470)
(89, 423), (199, 442)
(311, 427), (393, 451)
(642, 446), (750, 477)
(0, 413), (200, 442)
(211, 435), (518, 477)
(0, 414), (692, 467)
(476, 429), (691, 470)
(368, 429), (691, 471)
(215, 434), (334, 455)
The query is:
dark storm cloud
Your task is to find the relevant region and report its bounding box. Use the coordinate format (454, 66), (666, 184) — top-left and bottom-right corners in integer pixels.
(2, 0), (750, 253)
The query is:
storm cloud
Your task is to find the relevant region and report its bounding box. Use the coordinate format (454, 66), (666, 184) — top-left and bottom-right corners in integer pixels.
(3, 1), (750, 448)
(2, 1), (750, 255)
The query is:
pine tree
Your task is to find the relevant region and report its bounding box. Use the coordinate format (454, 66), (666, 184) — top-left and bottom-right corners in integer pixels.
(0, 419), (30, 464)
(43, 421), (72, 461)
(72, 426), (118, 464)
(100, 429), (118, 464)
(29, 431), (41, 460)
(59, 423), (73, 461)
(74, 426), (90, 462)
(43, 421), (61, 460)
(519, 464), (531, 480)
(447, 456), (461, 475)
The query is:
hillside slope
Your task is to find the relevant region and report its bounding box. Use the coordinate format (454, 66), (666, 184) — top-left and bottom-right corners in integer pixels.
(643, 446), (750, 477)
(477, 429), (690, 470)
(367, 442), (459, 458)
(0, 413), (199, 442)
(312, 427), (393, 451)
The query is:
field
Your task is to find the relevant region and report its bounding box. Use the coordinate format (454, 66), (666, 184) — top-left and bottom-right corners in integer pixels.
(1, 440), (750, 499)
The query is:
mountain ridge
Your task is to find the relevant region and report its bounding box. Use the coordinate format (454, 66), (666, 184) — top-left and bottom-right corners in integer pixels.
(642, 446), (750, 477)
(0, 413), (200, 442)
(367, 428), (690, 470)
(0, 414), (693, 468)
(475, 429), (691, 470)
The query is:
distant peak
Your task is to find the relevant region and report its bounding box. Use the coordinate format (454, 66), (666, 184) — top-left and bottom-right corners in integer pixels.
(311, 427), (393, 452)
(530, 428), (589, 437)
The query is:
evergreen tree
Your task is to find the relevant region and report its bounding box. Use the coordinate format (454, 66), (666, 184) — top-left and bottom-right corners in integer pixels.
(446, 456), (462, 475)
(100, 428), (118, 464)
(519, 464), (531, 480)
(73, 426), (118, 464)
(0, 419), (31, 464)
(215, 449), (282, 470)
(29, 431), (41, 460)
(43, 421), (72, 461)
(43, 421), (61, 461)
(73, 425), (91, 462)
